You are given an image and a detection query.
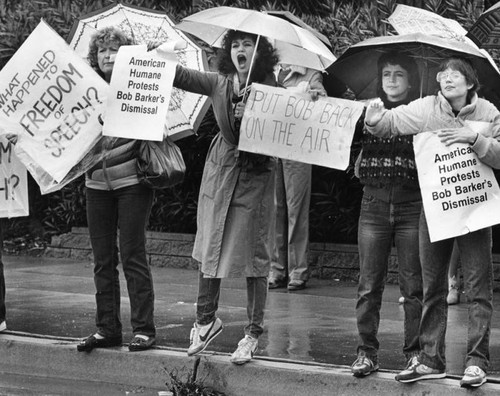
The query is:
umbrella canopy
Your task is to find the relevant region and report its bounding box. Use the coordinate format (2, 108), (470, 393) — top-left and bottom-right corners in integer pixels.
(467, 2), (500, 49)
(262, 10), (331, 48)
(261, 10), (345, 97)
(327, 32), (500, 107)
(176, 6), (335, 71)
(67, 2), (210, 139)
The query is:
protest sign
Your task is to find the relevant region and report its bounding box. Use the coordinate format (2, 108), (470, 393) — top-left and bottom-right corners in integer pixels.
(413, 129), (500, 242)
(238, 84), (364, 170)
(388, 4), (467, 39)
(0, 20), (108, 193)
(0, 135), (29, 218)
(103, 44), (177, 141)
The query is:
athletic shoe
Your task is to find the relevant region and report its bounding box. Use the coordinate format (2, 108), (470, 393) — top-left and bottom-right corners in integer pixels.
(460, 365), (486, 388)
(405, 355), (419, 369)
(0, 321), (6, 332)
(230, 335), (258, 365)
(187, 317), (223, 356)
(395, 361), (445, 383)
(351, 352), (379, 377)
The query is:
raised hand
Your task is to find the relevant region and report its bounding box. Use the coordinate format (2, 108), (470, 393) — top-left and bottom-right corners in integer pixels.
(365, 98), (385, 127)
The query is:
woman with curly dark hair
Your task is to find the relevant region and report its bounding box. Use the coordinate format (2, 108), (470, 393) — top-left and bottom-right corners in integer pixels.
(171, 30), (279, 364)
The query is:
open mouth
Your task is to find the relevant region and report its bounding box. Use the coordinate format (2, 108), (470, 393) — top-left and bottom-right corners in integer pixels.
(237, 54), (247, 68)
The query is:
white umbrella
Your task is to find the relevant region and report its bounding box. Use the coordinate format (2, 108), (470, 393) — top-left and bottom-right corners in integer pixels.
(67, 3), (210, 139)
(176, 7), (335, 71)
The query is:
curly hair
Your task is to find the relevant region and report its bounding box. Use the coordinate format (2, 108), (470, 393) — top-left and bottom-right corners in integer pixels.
(216, 30), (279, 83)
(376, 51), (421, 102)
(87, 26), (132, 78)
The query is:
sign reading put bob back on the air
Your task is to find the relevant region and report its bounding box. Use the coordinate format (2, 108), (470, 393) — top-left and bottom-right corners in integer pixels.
(413, 129), (500, 242)
(103, 44), (177, 141)
(238, 84), (364, 170)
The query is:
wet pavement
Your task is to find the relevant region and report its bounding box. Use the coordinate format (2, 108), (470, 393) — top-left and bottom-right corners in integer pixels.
(3, 254), (500, 380)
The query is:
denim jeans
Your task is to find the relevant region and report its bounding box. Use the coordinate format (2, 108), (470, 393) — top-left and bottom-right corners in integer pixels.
(86, 185), (155, 338)
(356, 193), (423, 360)
(419, 212), (493, 372)
(0, 221), (5, 323)
(196, 271), (268, 338)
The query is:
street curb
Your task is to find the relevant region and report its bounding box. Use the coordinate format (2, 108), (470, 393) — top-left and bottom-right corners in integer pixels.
(1, 333), (500, 395)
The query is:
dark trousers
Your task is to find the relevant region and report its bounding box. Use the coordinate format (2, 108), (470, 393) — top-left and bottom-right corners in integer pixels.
(0, 221), (5, 322)
(86, 185), (155, 338)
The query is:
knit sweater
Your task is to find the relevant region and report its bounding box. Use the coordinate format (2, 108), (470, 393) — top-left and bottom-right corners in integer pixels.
(358, 98), (420, 203)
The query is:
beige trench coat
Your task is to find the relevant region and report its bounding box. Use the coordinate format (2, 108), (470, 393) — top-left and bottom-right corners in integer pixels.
(174, 66), (277, 278)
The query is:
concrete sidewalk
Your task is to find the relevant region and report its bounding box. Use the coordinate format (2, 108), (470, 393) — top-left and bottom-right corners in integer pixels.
(1, 255), (500, 395)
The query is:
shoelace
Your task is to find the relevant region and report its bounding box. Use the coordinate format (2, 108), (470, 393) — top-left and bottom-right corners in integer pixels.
(353, 356), (372, 368)
(464, 366), (483, 376)
(406, 360), (420, 371)
(407, 356), (419, 369)
(238, 337), (256, 355)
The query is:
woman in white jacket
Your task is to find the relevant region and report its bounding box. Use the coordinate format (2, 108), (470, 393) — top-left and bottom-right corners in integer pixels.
(365, 57), (500, 388)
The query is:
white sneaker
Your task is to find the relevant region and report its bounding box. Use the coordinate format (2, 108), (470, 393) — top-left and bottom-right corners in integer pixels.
(0, 321), (6, 332)
(187, 317), (223, 356)
(460, 365), (486, 388)
(230, 335), (258, 365)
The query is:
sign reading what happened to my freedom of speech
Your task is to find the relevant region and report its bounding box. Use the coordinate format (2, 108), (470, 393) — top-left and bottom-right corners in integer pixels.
(238, 84), (364, 170)
(0, 20), (108, 193)
(414, 128), (500, 242)
(103, 44), (177, 141)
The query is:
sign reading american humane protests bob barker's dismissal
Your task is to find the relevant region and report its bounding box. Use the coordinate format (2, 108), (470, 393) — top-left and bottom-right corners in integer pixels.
(238, 84), (364, 170)
(103, 44), (177, 141)
(414, 127), (500, 242)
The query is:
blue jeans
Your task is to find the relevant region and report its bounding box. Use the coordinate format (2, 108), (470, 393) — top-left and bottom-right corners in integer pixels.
(196, 271), (268, 338)
(356, 194), (423, 360)
(86, 185), (155, 338)
(419, 212), (493, 372)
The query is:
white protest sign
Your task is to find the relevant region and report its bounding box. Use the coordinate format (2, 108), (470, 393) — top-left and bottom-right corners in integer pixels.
(0, 20), (108, 193)
(239, 84), (364, 170)
(388, 4), (467, 39)
(0, 135), (29, 218)
(414, 130), (500, 242)
(103, 44), (177, 141)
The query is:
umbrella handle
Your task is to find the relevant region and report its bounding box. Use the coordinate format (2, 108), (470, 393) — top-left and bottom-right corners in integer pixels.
(242, 35), (261, 102)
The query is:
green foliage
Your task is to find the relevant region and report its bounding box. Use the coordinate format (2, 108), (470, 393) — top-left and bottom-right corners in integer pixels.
(1, 0), (496, 245)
